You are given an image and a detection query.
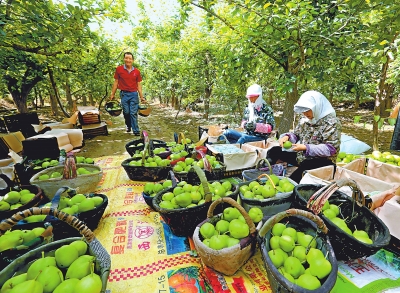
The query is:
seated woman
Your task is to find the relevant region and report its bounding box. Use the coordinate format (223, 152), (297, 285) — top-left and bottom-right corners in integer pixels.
(223, 84), (275, 144)
(266, 90), (342, 183)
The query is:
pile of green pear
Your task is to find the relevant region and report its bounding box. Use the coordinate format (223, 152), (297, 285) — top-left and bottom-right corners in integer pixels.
(143, 180), (173, 197)
(30, 158), (60, 172)
(157, 180), (234, 210)
(38, 167), (100, 181)
(0, 227), (46, 253)
(23, 194), (104, 224)
(128, 154), (172, 167)
(172, 155), (223, 173)
(267, 223), (332, 290)
(0, 240), (103, 293)
(75, 156), (95, 164)
(199, 206), (263, 250)
(336, 150), (400, 166)
(239, 175), (295, 200)
(106, 103), (121, 111)
(321, 200), (373, 244)
(0, 189), (37, 211)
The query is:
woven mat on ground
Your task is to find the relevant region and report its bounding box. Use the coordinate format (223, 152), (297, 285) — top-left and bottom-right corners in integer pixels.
(93, 155), (400, 293)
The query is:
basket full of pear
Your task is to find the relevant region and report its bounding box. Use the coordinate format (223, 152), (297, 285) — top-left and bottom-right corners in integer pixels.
(238, 173), (297, 218)
(152, 165), (239, 237)
(258, 209), (338, 293)
(293, 178), (391, 260)
(30, 157), (103, 200)
(142, 171), (177, 210)
(193, 197), (263, 275)
(0, 207), (111, 293)
(0, 184), (45, 221)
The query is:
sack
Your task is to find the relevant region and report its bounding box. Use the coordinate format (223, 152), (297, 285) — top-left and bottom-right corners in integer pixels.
(258, 209), (338, 293)
(340, 134), (371, 154)
(293, 178), (391, 260)
(193, 197), (260, 276)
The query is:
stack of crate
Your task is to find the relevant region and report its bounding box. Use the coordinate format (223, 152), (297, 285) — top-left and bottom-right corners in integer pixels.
(77, 106), (108, 138)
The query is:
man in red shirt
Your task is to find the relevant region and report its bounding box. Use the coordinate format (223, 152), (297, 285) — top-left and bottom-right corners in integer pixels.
(110, 52), (145, 135)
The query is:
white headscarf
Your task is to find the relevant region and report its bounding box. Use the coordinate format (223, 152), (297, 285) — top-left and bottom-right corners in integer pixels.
(294, 91), (335, 124)
(246, 84), (265, 122)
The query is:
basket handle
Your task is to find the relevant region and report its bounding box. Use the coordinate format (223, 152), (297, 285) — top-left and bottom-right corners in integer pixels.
(0, 207), (96, 243)
(0, 173), (14, 191)
(50, 186), (72, 209)
(141, 142), (150, 166)
(207, 197), (257, 234)
(191, 165), (212, 203)
(306, 178), (365, 214)
(178, 132), (186, 145)
(259, 208), (328, 238)
(256, 173), (277, 189)
(256, 158), (272, 175)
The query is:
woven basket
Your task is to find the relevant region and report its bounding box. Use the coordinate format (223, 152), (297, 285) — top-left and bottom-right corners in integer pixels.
(142, 171), (177, 210)
(242, 159), (285, 181)
(193, 197), (259, 275)
(292, 178), (391, 260)
(125, 138), (167, 157)
(0, 207), (111, 293)
(174, 162), (227, 184)
(258, 209), (338, 293)
(49, 186), (109, 231)
(139, 103), (151, 117)
(238, 173), (297, 218)
(104, 100), (122, 117)
(0, 184), (45, 221)
(152, 165), (214, 236)
(29, 164), (103, 199)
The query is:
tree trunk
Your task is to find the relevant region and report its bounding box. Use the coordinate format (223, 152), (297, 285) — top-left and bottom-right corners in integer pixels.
(355, 91), (360, 110)
(278, 79), (298, 134)
(65, 81), (73, 112)
(48, 87), (58, 116)
(38, 88), (44, 107)
(204, 87), (211, 120)
(33, 87), (38, 110)
(48, 66), (70, 117)
(329, 90), (334, 104)
(82, 95), (87, 106)
(89, 92), (94, 106)
(268, 89), (274, 106)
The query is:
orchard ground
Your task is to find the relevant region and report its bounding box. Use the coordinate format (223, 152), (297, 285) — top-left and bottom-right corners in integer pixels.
(0, 99), (399, 158)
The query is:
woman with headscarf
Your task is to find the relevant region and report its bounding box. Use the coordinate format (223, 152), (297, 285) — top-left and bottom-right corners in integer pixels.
(266, 90), (342, 183)
(223, 84), (275, 144)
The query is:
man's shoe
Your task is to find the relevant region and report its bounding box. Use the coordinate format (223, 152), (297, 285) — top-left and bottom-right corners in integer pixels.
(126, 126), (131, 133)
(134, 132), (140, 136)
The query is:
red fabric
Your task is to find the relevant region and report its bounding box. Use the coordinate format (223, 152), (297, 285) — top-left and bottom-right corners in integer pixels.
(255, 123), (272, 134)
(114, 66), (142, 92)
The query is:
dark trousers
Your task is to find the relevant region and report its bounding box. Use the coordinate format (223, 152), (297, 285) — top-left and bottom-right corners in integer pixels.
(266, 146), (335, 183)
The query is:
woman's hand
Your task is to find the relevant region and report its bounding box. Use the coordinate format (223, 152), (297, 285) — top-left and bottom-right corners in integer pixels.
(278, 135), (289, 147)
(292, 143), (307, 151)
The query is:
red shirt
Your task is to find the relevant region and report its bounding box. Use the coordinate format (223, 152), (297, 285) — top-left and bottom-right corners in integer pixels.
(114, 65), (142, 92)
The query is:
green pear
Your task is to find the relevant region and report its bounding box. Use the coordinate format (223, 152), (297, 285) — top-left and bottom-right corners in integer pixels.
(10, 203), (22, 210)
(58, 197), (70, 210)
(66, 255), (94, 279)
(36, 266), (64, 293)
(73, 273), (102, 293)
(1, 273), (27, 293)
(282, 227), (298, 242)
(77, 198), (95, 213)
(19, 189), (31, 195)
(69, 194), (86, 206)
(271, 223), (286, 236)
(0, 201), (10, 211)
(268, 249), (284, 268)
(69, 240), (88, 256)
(4, 191), (21, 204)
(25, 215), (46, 223)
(61, 207), (75, 215)
(309, 257), (332, 279)
(279, 235), (295, 253)
(19, 193), (36, 205)
(21, 230), (37, 245)
(353, 229), (369, 239)
(55, 245), (79, 268)
(27, 256), (56, 280)
(53, 278), (80, 293)
(293, 246), (307, 263)
(297, 274), (321, 290)
(298, 234), (317, 249)
(32, 227), (46, 237)
(269, 235), (281, 250)
(91, 196), (103, 207)
(284, 256), (303, 279)
(329, 204), (340, 216)
(9, 280), (43, 293)
(0, 233), (24, 252)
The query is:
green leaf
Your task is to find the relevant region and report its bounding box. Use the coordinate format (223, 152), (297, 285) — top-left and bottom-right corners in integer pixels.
(388, 118), (397, 126)
(374, 115), (380, 122)
(379, 40), (389, 46)
(378, 119), (384, 129)
(354, 116), (361, 123)
(263, 3), (272, 9)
